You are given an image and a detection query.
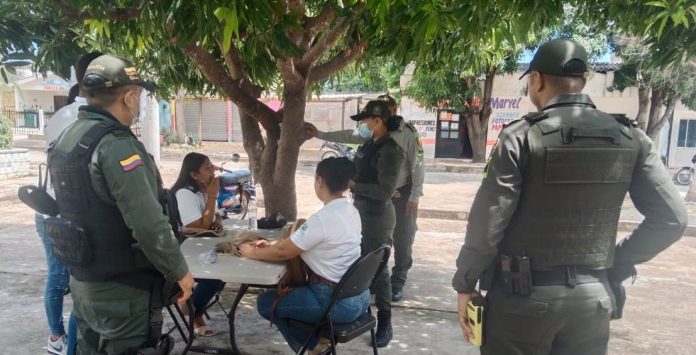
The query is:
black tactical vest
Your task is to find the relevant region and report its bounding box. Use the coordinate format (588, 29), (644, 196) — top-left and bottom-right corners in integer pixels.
(47, 120), (151, 283)
(499, 105), (641, 271)
(354, 136), (393, 198)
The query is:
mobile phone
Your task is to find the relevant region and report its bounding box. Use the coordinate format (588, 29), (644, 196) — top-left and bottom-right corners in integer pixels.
(466, 298), (485, 346)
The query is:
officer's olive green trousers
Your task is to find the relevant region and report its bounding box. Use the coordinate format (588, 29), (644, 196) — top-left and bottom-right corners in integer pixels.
(482, 281), (613, 355)
(390, 187), (417, 291)
(70, 277), (151, 355)
(356, 200), (396, 313)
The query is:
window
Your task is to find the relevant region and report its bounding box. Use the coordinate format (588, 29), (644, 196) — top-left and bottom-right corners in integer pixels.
(677, 119), (696, 147)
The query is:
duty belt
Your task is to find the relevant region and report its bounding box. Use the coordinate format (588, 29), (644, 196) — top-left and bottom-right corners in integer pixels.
(498, 254), (607, 296)
(532, 266), (607, 287)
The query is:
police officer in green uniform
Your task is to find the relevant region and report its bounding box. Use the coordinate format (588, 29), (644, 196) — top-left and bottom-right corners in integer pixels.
(453, 39), (688, 355)
(48, 54), (195, 354)
(304, 95), (424, 302)
(348, 100), (405, 347)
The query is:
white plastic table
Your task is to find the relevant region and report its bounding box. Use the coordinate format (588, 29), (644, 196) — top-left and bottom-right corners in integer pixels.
(178, 221), (286, 354)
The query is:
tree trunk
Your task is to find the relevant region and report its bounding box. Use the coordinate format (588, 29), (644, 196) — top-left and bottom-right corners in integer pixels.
(264, 84), (307, 220)
(465, 68), (496, 163)
(635, 85), (650, 131)
(646, 87), (664, 137)
(647, 94), (677, 141)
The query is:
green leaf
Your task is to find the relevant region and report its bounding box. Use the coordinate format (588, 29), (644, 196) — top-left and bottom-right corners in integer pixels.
(645, 1), (668, 8)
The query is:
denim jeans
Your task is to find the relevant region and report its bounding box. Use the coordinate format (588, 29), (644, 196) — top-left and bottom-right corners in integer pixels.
(192, 279), (225, 316)
(257, 282), (370, 351)
(36, 213), (70, 336)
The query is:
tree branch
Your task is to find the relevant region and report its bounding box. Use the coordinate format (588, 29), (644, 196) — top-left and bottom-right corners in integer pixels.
(50, 0), (144, 22)
(215, 37), (247, 81)
(181, 42), (280, 130)
(304, 6), (339, 39)
(301, 17), (350, 67)
(308, 43), (365, 83)
(278, 58), (306, 88)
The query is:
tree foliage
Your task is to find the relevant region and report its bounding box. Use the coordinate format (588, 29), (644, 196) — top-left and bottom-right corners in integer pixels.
(320, 57), (405, 94)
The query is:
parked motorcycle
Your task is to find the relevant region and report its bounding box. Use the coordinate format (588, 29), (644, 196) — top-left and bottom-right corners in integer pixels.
(216, 153), (256, 219)
(320, 141), (355, 160)
(675, 154), (696, 185)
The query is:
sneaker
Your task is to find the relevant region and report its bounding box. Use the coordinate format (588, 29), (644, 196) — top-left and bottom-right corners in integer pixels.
(46, 335), (67, 355)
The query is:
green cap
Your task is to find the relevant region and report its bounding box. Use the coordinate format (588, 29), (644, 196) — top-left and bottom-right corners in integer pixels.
(519, 39), (588, 80)
(82, 54), (156, 92)
(351, 100), (391, 121)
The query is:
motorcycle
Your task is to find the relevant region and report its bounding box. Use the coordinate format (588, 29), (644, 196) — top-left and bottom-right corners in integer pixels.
(320, 141), (356, 160)
(675, 154), (696, 185)
(216, 153), (256, 219)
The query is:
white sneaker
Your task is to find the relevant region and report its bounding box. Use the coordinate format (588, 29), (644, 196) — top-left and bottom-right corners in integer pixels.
(46, 335), (67, 355)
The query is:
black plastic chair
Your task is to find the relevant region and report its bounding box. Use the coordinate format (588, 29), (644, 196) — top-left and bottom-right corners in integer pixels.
(287, 245), (391, 355)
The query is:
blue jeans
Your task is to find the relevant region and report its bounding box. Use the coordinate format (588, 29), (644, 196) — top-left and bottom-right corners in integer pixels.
(192, 279), (225, 316)
(36, 213), (70, 336)
(257, 283), (370, 351)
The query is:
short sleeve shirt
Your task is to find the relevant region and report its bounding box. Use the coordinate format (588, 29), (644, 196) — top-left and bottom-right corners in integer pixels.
(175, 188), (207, 226)
(290, 198), (362, 282)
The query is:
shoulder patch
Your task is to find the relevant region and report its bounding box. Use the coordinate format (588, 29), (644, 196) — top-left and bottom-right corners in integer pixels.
(119, 153), (144, 172)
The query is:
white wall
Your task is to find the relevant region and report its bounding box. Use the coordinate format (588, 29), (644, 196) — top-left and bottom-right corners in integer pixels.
(14, 89), (65, 112)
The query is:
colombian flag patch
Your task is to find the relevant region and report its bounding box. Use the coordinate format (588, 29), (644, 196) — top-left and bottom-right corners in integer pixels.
(119, 154), (143, 172)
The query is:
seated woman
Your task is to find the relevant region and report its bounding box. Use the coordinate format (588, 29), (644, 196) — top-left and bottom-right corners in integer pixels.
(240, 157), (369, 353)
(172, 152), (225, 337)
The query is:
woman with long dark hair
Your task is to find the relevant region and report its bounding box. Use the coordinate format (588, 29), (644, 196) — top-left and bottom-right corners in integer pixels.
(172, 152), (224, 336)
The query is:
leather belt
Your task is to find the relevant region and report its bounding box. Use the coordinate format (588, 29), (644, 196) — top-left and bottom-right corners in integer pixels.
(310, 274), (337, 287)
(532, 266), (607, 287)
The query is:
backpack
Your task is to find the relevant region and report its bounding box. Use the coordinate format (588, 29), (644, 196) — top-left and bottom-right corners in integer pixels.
(160, 187), (185, 244)
(152, 159), (185, 244)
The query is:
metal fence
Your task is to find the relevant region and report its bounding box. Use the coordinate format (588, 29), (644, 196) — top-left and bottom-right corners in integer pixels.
(2, 109), (54, 137)
(2, 109), (141, 138)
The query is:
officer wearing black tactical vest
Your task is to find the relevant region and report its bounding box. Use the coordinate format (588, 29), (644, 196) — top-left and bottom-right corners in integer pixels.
(47, 54), (194, 354)
(349, 100), (404, 347)
(452, 39), (688, 354)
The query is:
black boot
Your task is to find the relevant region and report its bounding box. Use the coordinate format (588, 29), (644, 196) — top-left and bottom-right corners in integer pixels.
(375, 310), (393, 348)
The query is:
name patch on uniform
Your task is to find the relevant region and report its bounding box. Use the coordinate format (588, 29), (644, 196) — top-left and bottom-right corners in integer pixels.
(119, 154), (143, 172)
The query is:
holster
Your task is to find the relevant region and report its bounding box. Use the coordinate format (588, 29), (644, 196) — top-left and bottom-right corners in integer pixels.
(608, 264), (637, 320)
(126, 277), (180, 355)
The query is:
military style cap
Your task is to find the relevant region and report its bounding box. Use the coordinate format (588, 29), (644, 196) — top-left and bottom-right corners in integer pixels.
(351, 100), (391, 121)
(519, 39), (588, 80)
(82, 54), (156, 92)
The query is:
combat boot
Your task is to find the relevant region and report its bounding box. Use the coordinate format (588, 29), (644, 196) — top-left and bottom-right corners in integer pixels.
(375, 310), (393, 347)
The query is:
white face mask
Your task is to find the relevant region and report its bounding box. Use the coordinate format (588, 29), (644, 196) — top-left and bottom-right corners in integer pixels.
(354, 122), (373, 138)
(126, 89), (145, 124)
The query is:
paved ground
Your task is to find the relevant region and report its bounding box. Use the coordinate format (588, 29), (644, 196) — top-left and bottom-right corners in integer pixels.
(1, 138), (696, 354)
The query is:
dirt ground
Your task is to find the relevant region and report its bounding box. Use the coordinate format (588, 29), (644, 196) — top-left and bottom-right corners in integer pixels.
(1, 141), (695, 354)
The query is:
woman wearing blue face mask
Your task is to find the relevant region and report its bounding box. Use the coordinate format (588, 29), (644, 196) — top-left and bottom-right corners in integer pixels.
(347, 100), (404, 347)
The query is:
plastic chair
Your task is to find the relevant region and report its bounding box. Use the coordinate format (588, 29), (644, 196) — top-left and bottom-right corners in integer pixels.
(287, 245), (391, 355)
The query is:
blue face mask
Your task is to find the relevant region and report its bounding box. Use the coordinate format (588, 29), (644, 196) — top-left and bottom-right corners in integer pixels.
(355, 122), (373, 139)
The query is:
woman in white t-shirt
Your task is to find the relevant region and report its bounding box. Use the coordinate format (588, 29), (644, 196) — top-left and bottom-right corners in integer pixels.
(171, 152), (225, 337)
(240, 157), (369, 354)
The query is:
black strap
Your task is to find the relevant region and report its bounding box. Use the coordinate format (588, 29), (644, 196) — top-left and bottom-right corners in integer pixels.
(532, 267), (607, 287)
(74, 121), (135, 158)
